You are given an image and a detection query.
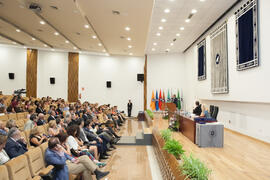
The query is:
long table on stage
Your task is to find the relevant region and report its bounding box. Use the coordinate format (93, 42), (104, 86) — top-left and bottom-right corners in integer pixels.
(177, 114), (196, 144)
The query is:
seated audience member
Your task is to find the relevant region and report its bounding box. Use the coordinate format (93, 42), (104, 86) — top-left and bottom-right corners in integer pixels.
(0, 106), (6, 116)
(56, 118), (66, 133)
(24, 113), (37, 130)
(67, 125), (99, 160)
(29, 127), (47, 147)
(200, 104), (211, 118)
(6, 105), (15, 113)
(193, 101), (202, 116)
(45, 137), (109, 180)
(5, 119), (17, 129)
(0, 135), (10, 165)
(36, 103), (46, 114)
(48, 120), (60, 137)
(0, 121), (8, 136)
(48, 110), (57, 123)
(4, 127), (28, 158)
(0, 98), (5, 108)
(37, 113), (46, 126)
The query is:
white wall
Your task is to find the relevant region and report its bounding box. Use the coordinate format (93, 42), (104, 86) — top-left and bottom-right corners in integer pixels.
(37, 50), (68, 99)
(0, 45), (26, 95)
(147, 53), (186, 109)
(183, 0), (270, 143)
(79, 54), (144, 116)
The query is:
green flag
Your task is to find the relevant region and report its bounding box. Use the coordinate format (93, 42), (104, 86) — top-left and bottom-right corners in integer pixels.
(167, 89), (171, 102)
(177, 89), (181, 110)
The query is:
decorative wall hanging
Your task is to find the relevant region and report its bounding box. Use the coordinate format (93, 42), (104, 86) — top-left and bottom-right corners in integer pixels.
(198, 39), (206, 81)
(235, 0), (258, 70)
(210, 22), (229, 94)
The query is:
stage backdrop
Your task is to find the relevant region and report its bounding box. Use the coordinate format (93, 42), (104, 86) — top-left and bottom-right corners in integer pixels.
(197, 39), (206, 81)
(235, 0), (258, 71)
(210, 22), (228, 94)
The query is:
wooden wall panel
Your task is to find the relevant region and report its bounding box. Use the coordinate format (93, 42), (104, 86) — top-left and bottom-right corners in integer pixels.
(144, 55), (147, 110)
(68, 52), (79, 102)
(26, 49), (37, 98)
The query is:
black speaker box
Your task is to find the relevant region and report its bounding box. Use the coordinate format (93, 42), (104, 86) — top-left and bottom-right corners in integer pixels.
(106, 81), (111, 88)
(50, 77), (55, 84)
(9, 73), (15, 80)
(137, 74), (144, 82)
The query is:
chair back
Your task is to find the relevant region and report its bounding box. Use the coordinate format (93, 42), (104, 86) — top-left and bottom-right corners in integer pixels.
(5, 155), (33, 180)
(8, 113), (17, 120)
(25, 147), (46, 177)
(209, 105), (215, 117)
(212, 106), (219, 120)
(0, 165), (9, 180)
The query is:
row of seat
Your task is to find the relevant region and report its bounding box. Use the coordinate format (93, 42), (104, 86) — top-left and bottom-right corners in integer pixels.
(0, 142), (50, 180)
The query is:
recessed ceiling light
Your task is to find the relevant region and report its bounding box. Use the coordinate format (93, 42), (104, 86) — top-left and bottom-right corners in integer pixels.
(176, 33), (180, 37)
(180, 27), (185, 30)
(51, 49), (55, 51)
(125, 27), (130, 31)
(44, 44), (48, 47)
(12, 42), (16, 44)
(169, 0), (175, 1)
(164, 9), (170, 13)
(166, 48), (170, 52)
(102, 50), (106, 52)
(191, 9), (197, 14)
(161, 18), (167, 22)
(84, 24), (89, 29)
(153, 42), (157, 46)
(105, 53), (109, 56)
(128, 45), (132, 48)
(32, 38), (36, 40)
(54, 32), (59, 35)
(152, 48), (155, 51)
(185, 19), (190, 23)
(73, 47), (77, 50)
(112, 10), (120, 15)
(40, 21), (45, 25)
(129, 53), (133, 56)
(23, 46), (26, 49)
(98, 43), (102, 46)
(200, 0), (205, 2)
(16, 29), (21, 32)
(170, 43), (174, 46)
(65, 40), (69, 43)
(92, 35), (97, 39)
(156, 33), (161, 36)
(158, 26), (163, 30)
(127, 37), (131, 41)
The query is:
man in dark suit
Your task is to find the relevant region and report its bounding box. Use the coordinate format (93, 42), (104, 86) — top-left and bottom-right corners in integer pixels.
(193, 101), (202, 116)
(172, 95), (178, 108)
(48, 110), (57, 123)
(4, 127), (28, 158)
(127, 100), (132, 117)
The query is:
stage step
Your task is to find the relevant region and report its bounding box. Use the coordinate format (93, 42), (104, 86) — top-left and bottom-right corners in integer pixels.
(117, 130), (152, 146)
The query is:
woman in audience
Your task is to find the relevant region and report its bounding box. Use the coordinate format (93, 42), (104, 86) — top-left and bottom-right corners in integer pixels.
(0, 135), (10, 165)
(29, 127), (47, 147)
(24, 113), (38, 131)
(48, 120), (60, 137)
(66, 125), (99, 160)
(0, 121), (9, 136)
(56, 118), (66, 133)
(5, 119), (17, 129)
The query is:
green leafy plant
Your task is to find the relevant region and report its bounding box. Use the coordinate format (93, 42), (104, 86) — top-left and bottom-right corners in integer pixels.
(163, 139), (185, 159)
(160, 129), (172, 142)
(146, 109), (154, 119)
(180, 154), (211, 180)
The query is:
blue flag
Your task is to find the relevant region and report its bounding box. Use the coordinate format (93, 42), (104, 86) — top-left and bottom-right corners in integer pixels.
(155, 90), (159, 111)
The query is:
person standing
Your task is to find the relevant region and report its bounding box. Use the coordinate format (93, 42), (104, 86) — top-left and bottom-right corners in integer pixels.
(127, 100), (132, 117)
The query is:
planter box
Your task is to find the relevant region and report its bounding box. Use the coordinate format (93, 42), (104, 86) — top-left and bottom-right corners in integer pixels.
(144, 111), (153, 127)
(152, 128), (188, 180)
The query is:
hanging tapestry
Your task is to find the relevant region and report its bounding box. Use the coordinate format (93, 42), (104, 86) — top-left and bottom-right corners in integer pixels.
(210, 22), (228, 94)
(198, 39), (206, 81)
(235, 0), (258, 71)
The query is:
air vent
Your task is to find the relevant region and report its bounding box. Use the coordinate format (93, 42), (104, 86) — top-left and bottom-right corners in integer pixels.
(37, 29), (43, 32)
(28, 3), (42, 13)
(76, 32), (80, 35)
(173, 38), (177, 42)
(50, 6), (58, 10)
(112, 10), (120, 15)
(120, 36), (125, 39)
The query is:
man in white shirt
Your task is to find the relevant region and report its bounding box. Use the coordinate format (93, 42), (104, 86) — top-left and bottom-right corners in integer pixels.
(0, 135), (10, 165)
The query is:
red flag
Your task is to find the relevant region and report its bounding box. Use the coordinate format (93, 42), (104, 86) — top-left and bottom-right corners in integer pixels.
(161, 90), (166, 111)
(159, 89), (162, 110)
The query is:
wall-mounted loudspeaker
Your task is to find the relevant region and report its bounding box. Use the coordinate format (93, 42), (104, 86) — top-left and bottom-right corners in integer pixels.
(137, 74), (144, 82)
(50, 77), (55, 84)
(9, 73), (15, 80)
(106, 81), (111, 88)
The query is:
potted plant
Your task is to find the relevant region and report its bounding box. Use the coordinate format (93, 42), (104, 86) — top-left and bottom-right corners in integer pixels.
(146, 109), (154, 119)
(180, 154), (211, 180)
(163, 139), (185, 160)
(160, 129), (172, 142)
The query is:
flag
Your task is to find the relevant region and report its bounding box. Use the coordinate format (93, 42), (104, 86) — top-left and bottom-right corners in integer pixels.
(150, 90), (155, 111)
(158, 89), (162, 110)
(177, 89), (181, 110)
(161, 90), (166, 110)
(155, 90), (159, 111)
(167, 89), (171, 102)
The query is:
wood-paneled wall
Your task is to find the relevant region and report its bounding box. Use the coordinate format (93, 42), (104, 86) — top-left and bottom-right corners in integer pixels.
(68, 52), (79, 102)
(144, 55), (147, 110)
(26, 49), (37, 98)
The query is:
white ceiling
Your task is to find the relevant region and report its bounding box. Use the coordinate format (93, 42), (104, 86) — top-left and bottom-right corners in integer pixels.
(145, 0), (237, 54)
(0, 0), (237, 56)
